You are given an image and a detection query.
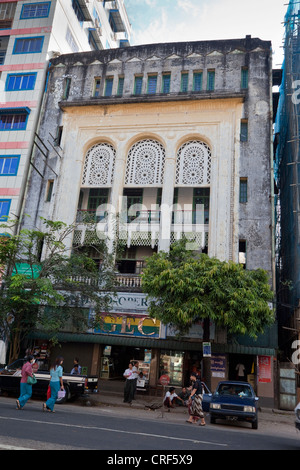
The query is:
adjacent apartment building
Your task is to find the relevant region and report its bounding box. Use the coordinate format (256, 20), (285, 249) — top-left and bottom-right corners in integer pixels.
(0, 0), (131, 230)
(274, 0), (300, 409)
(21, 37), (277, 406)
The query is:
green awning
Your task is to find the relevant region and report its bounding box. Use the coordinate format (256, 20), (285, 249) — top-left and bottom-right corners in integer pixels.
(12, 263), (41, 279)
(28, 331), (276, 356)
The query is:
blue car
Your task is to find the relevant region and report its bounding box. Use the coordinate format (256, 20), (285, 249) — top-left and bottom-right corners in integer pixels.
(201, 382), (212, 412)
(209, 381), (259, 429)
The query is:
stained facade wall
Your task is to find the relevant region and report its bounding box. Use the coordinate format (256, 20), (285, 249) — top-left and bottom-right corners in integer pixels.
(23, 37), (273, 274)
(22, 37), (276, 404)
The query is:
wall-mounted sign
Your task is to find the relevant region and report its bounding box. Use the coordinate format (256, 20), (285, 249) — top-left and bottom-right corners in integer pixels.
(94, 312), (161, 338)
(111, 292), (149, 313)
(211, 354), (226, 378)
(203, 342), (211, 357)
(258, 355), (272, 383)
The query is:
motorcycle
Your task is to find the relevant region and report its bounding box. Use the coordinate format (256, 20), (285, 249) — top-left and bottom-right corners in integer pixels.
(294, 402), (300, 431)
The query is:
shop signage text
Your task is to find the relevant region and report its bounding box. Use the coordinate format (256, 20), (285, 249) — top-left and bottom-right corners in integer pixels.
(94, 313), (160, 338)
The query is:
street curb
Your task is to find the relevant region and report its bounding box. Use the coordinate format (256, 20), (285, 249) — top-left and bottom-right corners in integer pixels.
(81, 392), (295, 418)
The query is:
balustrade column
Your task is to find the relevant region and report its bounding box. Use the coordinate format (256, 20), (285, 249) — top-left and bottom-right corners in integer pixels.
(159, 143), (176, 252)
(106, 142), (127, 254)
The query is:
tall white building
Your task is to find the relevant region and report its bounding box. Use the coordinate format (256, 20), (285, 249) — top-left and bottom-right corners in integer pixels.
(0, 0), (131, 229)
(23, 38), (277, 406)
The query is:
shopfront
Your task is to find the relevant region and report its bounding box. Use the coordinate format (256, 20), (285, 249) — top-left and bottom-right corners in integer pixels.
(28, 295), (277, 406)
(100, 345), (152, 380)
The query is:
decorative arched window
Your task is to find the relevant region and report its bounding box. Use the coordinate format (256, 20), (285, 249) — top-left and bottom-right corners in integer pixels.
(82, 143), (116, 187)
(125, 139), (165, 185)
(176, 140), (211, 185)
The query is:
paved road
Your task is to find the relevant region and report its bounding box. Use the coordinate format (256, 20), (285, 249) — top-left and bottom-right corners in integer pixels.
(0, 397), (299, 452)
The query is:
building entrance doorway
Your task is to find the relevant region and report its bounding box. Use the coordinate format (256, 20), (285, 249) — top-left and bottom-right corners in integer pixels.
(228, 354), (255, 383)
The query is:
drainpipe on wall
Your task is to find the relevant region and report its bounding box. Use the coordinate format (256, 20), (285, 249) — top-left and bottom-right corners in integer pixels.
(15, 60), (51, 235)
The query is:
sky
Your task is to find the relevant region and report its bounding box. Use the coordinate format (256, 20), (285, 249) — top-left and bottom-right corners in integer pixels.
(125, 0), (288, 67)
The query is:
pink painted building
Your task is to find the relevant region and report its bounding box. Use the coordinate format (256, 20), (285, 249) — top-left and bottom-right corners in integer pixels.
(0, 0), (131, 230)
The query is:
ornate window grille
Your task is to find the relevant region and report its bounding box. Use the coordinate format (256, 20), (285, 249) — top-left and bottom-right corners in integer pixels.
(82, 143), (116, 187)
(125, 139), (165, 186)
(176, 140), (211, 186)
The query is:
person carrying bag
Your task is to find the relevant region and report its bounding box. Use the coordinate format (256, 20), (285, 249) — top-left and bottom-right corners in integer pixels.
(186, 373), (206, 426)
(16, 355), (36, 410)
(43, 356), (64, 413)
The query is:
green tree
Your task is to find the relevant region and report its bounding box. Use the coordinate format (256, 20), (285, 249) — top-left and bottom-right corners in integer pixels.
(0, 218), (116, 363)
(142, 241), (275, 383)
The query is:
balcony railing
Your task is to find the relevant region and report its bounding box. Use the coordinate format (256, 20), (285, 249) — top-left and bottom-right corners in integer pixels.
(69, 273), (142, 289)
(77, 209), (208, 225)
(75, 209), (209, 248)
(116, 273), (142, 288)
(76, 209), (106, 224)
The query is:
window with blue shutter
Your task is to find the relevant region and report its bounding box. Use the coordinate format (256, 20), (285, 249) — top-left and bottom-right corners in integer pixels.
(181, 72), (189, 92)
(239, 178), (248, 203)
(193, 72), (203, 91)
(117, 77), (124, 95)
(13, 36), (44, 54)
(134, 76), (143, 95)
(207, 70), (215, 91)
(241, 67), (248, 89)
(162, 74), (171, 93)
(240, 120), (248, 142)
(147, 75), (157, 94)
(0, 156), (20, 176)
(6, 73), (37, 91)
(20, 2), (51, 19)
(0, 200), (11, 221)
(93, 78), (101, 97)
(0, 108), (30, 131)
(104, 77), (113, 96)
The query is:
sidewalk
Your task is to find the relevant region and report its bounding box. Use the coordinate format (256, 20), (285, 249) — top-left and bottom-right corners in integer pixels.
(80, 379), (295, 427)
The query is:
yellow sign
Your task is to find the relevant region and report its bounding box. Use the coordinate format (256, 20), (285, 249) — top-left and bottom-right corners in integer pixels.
(95, 313), (160, 337)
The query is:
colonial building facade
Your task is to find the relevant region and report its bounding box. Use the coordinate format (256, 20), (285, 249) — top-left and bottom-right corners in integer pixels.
(22, 37), (277, 406)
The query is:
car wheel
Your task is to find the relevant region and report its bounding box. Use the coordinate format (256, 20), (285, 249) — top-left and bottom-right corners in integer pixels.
(252, 417), (258, 429)
(56, 384), (69, 404)
(210, 415), (216, 424)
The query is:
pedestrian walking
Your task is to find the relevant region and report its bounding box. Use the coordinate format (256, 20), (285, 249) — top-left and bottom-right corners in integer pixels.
(186, 373), (206, 426)
(123, 362), (137, 404)
(43, 356), (64, 413)
(16, 355), (36, 410)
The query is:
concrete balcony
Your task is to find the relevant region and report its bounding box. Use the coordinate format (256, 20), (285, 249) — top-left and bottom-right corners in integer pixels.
(74, 209), (209, 250)
(105, 0), (131, 34)
(69, 273), (142, 291)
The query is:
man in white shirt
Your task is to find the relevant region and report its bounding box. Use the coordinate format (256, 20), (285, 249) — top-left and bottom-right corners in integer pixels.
(123, 362), (138, 404)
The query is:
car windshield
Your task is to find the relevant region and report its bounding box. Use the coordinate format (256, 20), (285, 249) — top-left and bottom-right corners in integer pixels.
(216, 384), (252, 397)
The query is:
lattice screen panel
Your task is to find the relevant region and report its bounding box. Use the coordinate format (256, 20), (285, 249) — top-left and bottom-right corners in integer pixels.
(176, 140), (211, 185)
(125, 139), (165, 185)
(82, 143), (116, 187)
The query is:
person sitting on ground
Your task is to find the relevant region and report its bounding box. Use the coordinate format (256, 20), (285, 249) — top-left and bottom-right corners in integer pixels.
(163, 386), (184, 411)
(176, 386), (190, 406)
